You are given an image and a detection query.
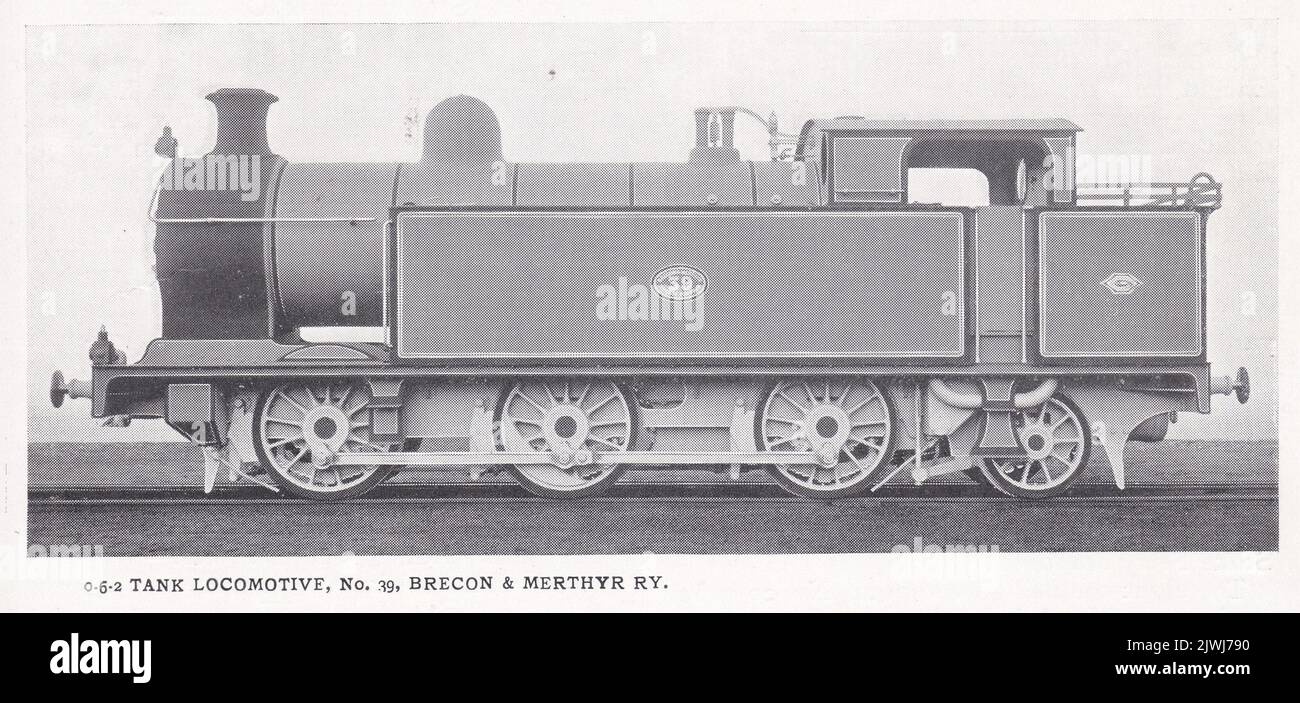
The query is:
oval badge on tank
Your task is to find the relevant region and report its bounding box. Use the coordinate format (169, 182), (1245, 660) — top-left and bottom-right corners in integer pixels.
(653, 266), (708, 301)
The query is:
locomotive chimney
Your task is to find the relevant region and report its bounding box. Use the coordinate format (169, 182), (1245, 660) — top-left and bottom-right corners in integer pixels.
(206, 87), (277, 155)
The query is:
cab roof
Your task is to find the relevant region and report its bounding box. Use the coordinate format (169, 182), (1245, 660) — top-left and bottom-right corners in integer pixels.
(802, 117), (1082, 133)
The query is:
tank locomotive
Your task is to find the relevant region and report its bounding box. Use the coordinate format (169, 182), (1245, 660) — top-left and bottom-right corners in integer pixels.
(51, 88), (1250, 500)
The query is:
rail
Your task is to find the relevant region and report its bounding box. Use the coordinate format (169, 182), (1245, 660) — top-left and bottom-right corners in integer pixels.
(1075, 172), (1221, 209)
(27, 482), (1279, 505)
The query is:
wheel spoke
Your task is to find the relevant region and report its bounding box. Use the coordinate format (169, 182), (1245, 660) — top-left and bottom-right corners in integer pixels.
(799, 465), (818, 485)
(1051, 448), (1077, 467)
(844, 393), (880, 417)
(857, 438), (883, 451)
(1036, 459), (1052, 483)
(586, 392), (620, 414)
(775, 389), (807, 413)
(588, 435), (626, 451)
(766, 436), (797, 450)
(515, 390), (549, 415)
(265, 436), (299, 450)
(278, 391), (308, 415)
(265, 415), (302, 428)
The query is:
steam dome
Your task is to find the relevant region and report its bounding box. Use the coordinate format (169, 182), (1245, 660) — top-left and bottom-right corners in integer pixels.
(421, 95), (503, 163)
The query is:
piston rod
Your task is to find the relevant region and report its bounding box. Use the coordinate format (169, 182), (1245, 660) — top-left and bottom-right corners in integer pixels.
(331, 450), (820, 467)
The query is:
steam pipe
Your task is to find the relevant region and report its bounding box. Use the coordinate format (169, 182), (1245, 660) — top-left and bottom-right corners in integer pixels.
(928, 378), (1059, 410)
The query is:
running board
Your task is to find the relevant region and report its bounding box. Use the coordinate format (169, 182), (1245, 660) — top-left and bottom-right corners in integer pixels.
(331, 451), (820, 467)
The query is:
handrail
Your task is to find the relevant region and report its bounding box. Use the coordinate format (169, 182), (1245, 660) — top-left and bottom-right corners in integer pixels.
(146, 187), (376, 224)
(1075, 173), (1220, 210)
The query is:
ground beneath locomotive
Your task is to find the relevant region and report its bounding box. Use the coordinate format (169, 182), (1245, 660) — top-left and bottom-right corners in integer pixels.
(27, 439), (1278, 555)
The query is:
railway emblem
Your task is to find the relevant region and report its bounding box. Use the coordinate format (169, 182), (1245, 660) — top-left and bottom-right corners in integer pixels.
(652, 265), (708, 301)
(1101, 272), (1143, 295)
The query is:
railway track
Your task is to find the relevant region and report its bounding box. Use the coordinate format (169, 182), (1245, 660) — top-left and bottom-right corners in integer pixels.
(28, 481), (1278, 506)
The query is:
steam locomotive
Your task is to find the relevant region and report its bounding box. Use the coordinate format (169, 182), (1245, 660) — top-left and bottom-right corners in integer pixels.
(50, 88), (1249, 500)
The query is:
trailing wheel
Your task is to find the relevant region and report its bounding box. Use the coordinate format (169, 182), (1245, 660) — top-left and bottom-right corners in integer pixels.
(252, 381), (400, 500)
(977, 394), (1091, 499)
(756, 378), (896, 499)
(495, 380), (637, 499)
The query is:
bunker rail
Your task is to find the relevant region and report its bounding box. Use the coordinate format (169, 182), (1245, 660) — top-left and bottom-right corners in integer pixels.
(1075, 173), (1221, 209)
